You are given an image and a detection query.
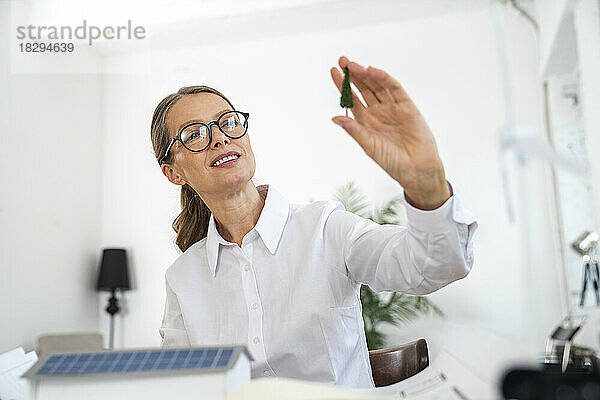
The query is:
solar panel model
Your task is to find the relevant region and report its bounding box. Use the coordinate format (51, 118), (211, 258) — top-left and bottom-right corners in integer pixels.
(22, 345), (253, 400)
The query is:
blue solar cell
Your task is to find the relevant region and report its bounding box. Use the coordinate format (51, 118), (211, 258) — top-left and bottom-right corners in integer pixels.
(34, 347), (235, 376)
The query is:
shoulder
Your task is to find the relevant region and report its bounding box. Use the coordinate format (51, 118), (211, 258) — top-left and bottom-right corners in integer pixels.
(290, 198), (345, 217)
(286, 200), (344, 239)
(287, 199), (345, 226)
(165, 237), (208, 283)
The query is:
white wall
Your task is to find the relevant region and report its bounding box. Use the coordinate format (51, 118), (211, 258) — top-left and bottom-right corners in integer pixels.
(0, 0), (568, 365)
(99, 2), (562, 355)
(0, 2), (104, 353)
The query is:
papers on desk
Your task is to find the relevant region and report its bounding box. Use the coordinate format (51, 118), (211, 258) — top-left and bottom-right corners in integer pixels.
(373, 350), (500, 400)
(0, 347), (38, 400)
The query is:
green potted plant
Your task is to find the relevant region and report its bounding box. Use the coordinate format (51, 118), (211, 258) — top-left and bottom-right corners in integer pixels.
(333, 182), (444, 350)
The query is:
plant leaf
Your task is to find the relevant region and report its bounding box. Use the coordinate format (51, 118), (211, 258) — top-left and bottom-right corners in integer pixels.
(333, 181), (370, 218)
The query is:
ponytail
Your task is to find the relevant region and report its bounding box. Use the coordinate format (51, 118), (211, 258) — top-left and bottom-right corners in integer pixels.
(172, 184), (211, 252)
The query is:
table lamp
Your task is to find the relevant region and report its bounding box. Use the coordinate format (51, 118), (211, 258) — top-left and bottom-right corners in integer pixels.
(96, 248), (131, 349)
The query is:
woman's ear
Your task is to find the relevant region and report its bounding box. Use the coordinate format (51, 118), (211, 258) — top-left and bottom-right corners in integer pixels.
(161, 164), (186, 186)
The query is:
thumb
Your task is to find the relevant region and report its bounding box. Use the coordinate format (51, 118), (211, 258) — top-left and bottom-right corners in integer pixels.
(332, 116), (372, 154)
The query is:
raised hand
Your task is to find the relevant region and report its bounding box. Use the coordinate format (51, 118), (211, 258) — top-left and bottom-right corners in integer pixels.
(331, 56), (451, 210)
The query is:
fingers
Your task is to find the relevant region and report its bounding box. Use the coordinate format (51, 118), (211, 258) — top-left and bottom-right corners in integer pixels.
(331, 116), (373, 157)
(330, 66), (365, 116)
(367, 66), (411, 103)
(337, 57), (379, 106)
(338, 56), (395, 105)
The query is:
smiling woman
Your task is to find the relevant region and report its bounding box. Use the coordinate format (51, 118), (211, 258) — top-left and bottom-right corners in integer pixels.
(149, 56), (477, 388)
(150, 86), (252, 252)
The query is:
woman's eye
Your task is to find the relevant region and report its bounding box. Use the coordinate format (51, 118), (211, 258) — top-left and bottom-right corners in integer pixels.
(222, 117), (237, 128)
(186, 127), (207, 141)
(188, 131), (199, 140)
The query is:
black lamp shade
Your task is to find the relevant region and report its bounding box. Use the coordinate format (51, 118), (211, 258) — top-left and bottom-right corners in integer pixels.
(97, 248), (130, 291)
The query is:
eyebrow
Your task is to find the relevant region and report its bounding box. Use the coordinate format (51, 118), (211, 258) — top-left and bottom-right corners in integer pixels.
(177, 109), (233, 133)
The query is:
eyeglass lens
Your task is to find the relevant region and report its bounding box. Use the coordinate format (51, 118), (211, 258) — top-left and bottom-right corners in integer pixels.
(180, 111), (247, 151)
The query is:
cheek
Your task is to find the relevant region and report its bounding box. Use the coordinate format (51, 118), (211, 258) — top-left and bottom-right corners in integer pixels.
(240, 137), (255, 159)
(179, 152), (209, 177)
(243, 146), (256, 170)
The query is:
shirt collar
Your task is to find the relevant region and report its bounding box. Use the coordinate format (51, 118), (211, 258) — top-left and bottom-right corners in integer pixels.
(205, 184), (290, 277)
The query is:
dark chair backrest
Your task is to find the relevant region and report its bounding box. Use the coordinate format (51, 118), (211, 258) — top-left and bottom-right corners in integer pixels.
(368, 338), (429, 387)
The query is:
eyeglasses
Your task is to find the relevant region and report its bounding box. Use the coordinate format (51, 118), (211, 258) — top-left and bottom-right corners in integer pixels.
(160, 110), (249, 165)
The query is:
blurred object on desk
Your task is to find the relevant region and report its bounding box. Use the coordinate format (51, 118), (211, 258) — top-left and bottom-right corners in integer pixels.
(23, 345), (252, 400)
(502, 314), (600, 399)
(502, 367), (600, 400)
(544, 314), (592, 373)
(36, 333), (104, 355)
(0, 347), (38, 400)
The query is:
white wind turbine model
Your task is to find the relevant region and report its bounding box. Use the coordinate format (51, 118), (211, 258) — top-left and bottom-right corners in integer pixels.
(491, 2), (592, 328)
(491, 3), (587, 224)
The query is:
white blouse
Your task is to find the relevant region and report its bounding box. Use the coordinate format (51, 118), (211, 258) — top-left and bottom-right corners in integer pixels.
(159, 184), (477, 388)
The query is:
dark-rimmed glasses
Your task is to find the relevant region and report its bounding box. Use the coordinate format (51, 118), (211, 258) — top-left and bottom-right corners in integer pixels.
(160, 110), (249, 165)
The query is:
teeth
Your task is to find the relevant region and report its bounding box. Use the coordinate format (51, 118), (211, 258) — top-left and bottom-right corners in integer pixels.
(213, 154), (239, 166)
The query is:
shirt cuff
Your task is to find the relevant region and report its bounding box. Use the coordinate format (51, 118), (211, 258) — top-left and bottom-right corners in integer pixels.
(404, 181), (476, 234)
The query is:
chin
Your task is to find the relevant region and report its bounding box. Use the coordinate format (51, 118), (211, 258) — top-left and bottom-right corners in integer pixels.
(218, 171), (253, 189)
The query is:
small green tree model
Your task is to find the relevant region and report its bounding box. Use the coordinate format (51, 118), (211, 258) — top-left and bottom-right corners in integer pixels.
(340, 67), (354, 117)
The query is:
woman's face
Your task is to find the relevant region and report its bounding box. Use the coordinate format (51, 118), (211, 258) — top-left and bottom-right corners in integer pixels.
(162, 92), (256, 196)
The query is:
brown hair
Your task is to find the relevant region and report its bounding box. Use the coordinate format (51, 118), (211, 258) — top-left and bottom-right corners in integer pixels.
(150, 86), (235, 253)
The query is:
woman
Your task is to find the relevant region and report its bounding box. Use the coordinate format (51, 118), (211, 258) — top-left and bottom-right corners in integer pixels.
(151, 56), (477, 388)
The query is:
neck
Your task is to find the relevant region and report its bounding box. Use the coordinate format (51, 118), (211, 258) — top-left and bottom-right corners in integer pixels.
(200, 181), (267, 247)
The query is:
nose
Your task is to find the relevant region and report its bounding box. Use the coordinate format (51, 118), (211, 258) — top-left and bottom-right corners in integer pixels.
(210, 124), (230, 149)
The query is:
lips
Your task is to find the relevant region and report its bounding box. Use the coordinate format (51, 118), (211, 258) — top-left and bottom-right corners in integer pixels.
(210, 151), (241, 167)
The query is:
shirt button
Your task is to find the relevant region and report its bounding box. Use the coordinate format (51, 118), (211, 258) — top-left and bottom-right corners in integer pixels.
(251, 303), (258, 310)
(263, 370), (271, 377)
(244, 265), (250, 271)
(253, 337), (260, 344)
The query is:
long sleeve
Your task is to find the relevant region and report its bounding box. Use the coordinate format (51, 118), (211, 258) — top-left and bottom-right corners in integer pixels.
(323, 189), (477, 295)
(158, 274), (191, 347)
